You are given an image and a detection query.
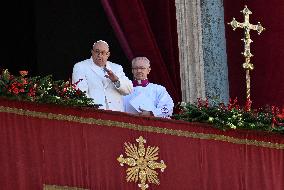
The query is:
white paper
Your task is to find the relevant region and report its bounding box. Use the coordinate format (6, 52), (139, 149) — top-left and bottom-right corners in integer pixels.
(129, 92), (155, 112)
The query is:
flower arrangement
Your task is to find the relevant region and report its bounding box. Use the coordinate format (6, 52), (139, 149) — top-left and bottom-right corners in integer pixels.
(173, 98), (284, 134)
(0, 69), (96, 107)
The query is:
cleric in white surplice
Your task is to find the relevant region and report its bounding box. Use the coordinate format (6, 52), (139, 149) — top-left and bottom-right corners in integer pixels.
(124, 57), (174, 118)
(72, 40), (133, 112)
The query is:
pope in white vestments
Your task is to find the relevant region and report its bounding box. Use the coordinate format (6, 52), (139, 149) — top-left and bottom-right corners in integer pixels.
(72, 40), (133, 112)
(124, 57), (174, 118)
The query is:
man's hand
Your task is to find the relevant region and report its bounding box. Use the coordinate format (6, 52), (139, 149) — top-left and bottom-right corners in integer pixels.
(104, 68), (119, 82)
(138, 108), (153, 116)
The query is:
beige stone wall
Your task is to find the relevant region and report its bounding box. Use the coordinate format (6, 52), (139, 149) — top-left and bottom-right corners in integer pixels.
(175, 0), (206, 103)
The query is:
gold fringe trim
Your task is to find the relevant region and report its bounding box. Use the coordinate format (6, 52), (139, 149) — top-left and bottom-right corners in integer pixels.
(43, 184), (88, 190)
(1, 106), (284, 150)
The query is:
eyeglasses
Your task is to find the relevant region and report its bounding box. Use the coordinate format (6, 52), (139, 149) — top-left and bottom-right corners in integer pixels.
(92, 49), (109, 56)
(132, 67), (148, 71)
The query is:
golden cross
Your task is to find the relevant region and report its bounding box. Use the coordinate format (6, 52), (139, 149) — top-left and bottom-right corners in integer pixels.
(117, 136), (166, 190)
(228, 5), (265, 101)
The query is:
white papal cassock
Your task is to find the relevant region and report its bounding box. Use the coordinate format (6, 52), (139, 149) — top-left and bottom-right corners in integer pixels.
(72, 59), (133, 112)
(124, 83), (174, 118)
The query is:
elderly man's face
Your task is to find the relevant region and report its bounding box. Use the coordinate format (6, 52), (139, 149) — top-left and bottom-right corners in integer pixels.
(132, 59), (151, 80)
(91, 42), (110, 67)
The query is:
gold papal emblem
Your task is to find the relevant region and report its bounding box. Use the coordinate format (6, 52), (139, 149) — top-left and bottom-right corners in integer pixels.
(117, 136), (167, 190)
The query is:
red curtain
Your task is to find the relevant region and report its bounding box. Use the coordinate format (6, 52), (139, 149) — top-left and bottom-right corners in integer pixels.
(224, 0), (284, 108)
(0, 112), (43, 189)
(100, 0), (181, 104)
(1, 99), (284, 190)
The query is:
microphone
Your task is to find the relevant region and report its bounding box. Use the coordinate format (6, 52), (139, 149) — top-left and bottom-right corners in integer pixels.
(103, 67), (109, 73)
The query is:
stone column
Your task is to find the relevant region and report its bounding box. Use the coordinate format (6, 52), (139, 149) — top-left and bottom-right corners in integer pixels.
(175, 0), (206, 104)
(200, 0), (229, 104)
(175, 0), (229, 104)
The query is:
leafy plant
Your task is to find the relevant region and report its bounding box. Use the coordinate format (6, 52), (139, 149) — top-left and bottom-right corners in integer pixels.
(0, 69), (96, 107)
(173, 98), (284, 134)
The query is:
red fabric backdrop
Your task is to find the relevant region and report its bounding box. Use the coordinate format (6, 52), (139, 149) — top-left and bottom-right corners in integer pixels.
(100, 0), (181, 104)
(224, 1), (284, 108)
(1, 99), (284, 190)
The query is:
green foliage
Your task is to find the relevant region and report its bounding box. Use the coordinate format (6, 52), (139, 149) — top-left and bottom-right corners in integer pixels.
(173, 98), (284, 134)
(0, 69), (96, 107)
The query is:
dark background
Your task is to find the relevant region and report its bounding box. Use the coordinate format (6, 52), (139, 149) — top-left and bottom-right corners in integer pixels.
(2, 0), (131, 80)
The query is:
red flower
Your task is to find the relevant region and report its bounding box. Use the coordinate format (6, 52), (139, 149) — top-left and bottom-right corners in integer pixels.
(277, 114), (284, 119)
(74, 79), (83, 86)
(12, 88), (19, 95)
(228, 97), (239, 111)
(271, 117), (277, 128)
(19, 71), (28, 77)
(245, 98), (252, 111)
(276, 108), (284, 119)
(21, 78), (28, 85)
(28, 87), (36, 97)
(197, 98), (209, 108)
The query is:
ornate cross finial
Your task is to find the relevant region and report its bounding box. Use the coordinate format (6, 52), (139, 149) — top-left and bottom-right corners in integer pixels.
(228, 5), (265, 102)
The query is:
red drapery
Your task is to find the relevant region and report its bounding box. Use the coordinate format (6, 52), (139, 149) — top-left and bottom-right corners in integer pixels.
(1, 99), (284, 190)
(100, 0), (181, 104)
(224, 0), (284, 108)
